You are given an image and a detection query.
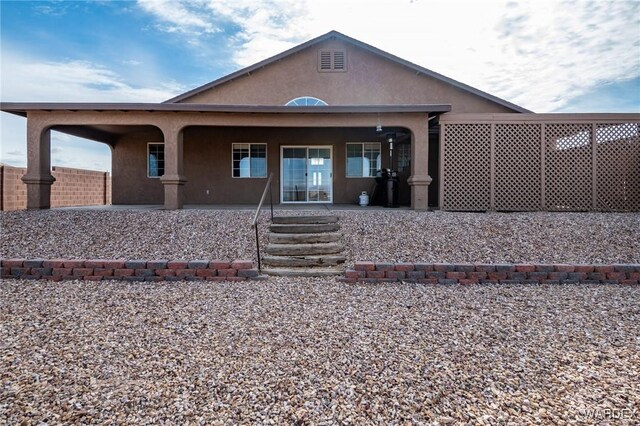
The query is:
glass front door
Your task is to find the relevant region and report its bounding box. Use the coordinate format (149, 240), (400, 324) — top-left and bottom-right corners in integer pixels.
(281, 146), (332, 203)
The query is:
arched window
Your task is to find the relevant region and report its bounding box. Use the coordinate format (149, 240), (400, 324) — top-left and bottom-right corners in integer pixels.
(285, 96), (328, 106)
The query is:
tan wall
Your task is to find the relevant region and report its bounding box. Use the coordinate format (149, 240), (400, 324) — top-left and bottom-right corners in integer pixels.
(182, 39), (516, 113)
(0, 165), (28, 211)
(112, 129), (165, 204)
(112, 127), (404, 205)
(51, 166), (111, 207)
(0, 164), (111, 211)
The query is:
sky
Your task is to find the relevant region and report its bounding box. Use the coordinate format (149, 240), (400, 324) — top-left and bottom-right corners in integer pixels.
(1, 0), (639, 172)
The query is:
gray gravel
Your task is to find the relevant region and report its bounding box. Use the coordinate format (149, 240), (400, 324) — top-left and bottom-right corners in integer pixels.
(1, 279), (638, 424)
(1, 209), (639, 264)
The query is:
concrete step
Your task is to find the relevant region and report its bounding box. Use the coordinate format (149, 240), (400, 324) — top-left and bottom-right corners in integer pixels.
(264, 242), (343, 256)
(268, 232), (341, 244)
(262, 255), (346, 267)
(262, 267), (345, 277)
(269, 223), (340, 234)
(272, 215), (338, 224)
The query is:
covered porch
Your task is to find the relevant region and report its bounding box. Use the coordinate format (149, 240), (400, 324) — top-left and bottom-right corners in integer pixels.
(1, 103), (450, 210)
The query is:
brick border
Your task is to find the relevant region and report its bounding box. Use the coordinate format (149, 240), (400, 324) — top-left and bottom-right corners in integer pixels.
(341, 262), (640, 285)
(1, 259), (261, 282)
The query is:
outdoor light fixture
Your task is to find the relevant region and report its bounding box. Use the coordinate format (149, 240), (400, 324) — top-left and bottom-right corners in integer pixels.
(376, 113), (383, 133)
(387, 132), (396, 146)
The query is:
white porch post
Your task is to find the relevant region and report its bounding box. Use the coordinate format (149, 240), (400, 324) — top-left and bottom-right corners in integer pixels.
(159, 124), (187, 210)
(22, 116), (55, 209)
(407, 122), (432, 210)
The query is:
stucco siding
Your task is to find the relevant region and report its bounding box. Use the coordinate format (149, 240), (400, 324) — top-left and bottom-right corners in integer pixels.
(181, 39), (514, 113)
(112, 130), (165, 204)
(112, 126), (400, 205)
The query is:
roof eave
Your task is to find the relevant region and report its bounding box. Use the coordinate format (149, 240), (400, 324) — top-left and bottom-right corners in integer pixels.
(163, 31), (341, 104)
(164, 30), (531, 113)
(0, 102), (452, 115)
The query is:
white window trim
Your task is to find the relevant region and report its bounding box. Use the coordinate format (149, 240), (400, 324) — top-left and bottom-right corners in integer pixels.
(147, 142), (164, 179)
(345, 142), (381, 178)
(285, 96), (328, 106)
(232, 143), (268, 178)
(280, 145), (334, 204)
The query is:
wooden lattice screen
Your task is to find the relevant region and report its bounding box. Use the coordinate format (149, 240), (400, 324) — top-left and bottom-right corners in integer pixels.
(596, 123), (640, 211)
(441, 119), (640, 212)
(442, 124), (491, 211)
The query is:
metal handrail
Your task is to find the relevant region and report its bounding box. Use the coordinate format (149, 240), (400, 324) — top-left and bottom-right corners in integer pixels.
(252, 173), (274, 272)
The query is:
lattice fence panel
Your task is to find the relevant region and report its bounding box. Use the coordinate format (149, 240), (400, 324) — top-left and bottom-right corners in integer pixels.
(596, 123), (640, 211)
(442, 124), (491, 210)
(495, 124), (541, 211)
(545, 124), (592, 211)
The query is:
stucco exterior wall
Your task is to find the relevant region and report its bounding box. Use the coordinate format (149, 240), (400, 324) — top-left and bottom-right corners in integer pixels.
(112, 129), (165, 205)
(112, 127), (400, 205)
(181, 39), (515, 113)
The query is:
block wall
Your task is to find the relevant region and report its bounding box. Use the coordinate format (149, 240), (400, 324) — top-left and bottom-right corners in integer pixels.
(0, 165), (111, 211)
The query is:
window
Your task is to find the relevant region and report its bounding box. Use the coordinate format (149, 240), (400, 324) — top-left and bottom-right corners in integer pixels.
(285, 96), (328, 106)
(147, 143), (164, 178)
(318, 49), (347, 72)
(346, 143), (381, 177)
(397, 143), (411, 172)
(232, 143), (267, 178)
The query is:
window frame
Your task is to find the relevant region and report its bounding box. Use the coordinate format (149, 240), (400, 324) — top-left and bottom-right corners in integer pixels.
(345, 142), (381, 178)
(232, 143), (268, 178)
(147, 142), (165, 178)
(285, 96), (328, 106)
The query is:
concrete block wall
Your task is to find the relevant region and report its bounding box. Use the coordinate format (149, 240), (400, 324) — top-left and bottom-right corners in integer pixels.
(0, 164), (111, 211)
(0, 165), (27, 211)
(51, 166), (111, 207)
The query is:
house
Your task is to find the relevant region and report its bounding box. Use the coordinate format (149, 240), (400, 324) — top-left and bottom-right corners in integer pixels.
(2, 31), (639, 211)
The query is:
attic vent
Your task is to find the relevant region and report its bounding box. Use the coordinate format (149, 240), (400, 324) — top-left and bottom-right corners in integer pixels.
(318, 49), (347, 72)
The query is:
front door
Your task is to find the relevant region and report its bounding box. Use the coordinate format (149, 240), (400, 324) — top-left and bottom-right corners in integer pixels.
(281, 146), (333, 203)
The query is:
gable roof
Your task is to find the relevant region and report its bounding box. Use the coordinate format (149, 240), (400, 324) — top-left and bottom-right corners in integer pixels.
(165, 30), (531, 113)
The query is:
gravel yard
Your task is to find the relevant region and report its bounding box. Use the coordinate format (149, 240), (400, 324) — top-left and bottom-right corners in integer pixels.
(1, 209), (639, 264)
(1, 279), (638, 424)
(2, 208), (639, 423)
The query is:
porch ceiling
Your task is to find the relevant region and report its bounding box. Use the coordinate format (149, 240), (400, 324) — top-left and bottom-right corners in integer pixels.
(50, 124), (158, 145)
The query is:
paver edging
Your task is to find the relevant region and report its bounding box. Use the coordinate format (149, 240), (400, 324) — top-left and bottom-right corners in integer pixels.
(4, 258), (639, 284)
(0, 258), (262, 282)
(339, 262), (640, 285)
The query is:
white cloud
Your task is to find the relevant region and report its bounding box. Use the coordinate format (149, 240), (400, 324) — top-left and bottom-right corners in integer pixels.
(0, 49), (184, 171)
(1, 50), (183, 102)
(49, 132), (112, 172)
(137, 0), (640, 112)
(203, 0), (311, 65)
(137, 0), (217, 35)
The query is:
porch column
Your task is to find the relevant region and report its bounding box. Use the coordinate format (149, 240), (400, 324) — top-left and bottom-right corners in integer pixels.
(159, 124), (187, 210)
(408, 123), (432, 210)
(22, 118), (55, 209)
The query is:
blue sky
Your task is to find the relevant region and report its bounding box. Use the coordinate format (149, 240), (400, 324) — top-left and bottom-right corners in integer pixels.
(1, 0), (639, 172)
